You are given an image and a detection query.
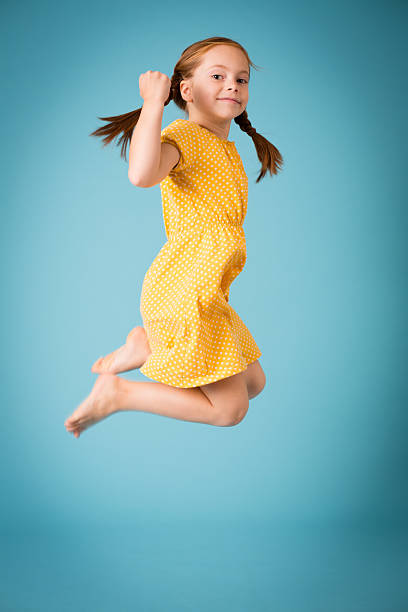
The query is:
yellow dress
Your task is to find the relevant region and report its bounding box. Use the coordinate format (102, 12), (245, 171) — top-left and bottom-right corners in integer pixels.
(139, 118), (262, 388)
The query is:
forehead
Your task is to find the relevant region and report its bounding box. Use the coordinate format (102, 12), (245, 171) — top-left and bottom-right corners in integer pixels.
(205, 63), (250, 75)
(197, 46), (249, 74)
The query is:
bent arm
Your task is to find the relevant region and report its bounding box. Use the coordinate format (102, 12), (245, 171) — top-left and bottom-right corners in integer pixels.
(128, 101), (179, 187)
(128, 99), (163, 185)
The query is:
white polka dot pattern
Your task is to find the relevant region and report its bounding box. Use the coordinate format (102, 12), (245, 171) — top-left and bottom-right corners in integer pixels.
(139, 119), (262, 388)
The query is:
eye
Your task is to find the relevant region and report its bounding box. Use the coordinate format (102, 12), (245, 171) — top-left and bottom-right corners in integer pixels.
(211, 74), (248, 84)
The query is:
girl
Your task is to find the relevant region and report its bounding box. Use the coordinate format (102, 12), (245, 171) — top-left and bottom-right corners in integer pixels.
(64, 36), (283, 438)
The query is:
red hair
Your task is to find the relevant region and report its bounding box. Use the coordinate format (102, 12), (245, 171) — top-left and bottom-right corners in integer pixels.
(90, 36), (284, 183)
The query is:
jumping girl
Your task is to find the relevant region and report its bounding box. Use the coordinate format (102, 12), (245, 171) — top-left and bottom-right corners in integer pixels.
(64, 36), (283, 438)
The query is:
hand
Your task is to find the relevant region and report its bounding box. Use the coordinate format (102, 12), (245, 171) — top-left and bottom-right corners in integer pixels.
(139, 70), (171, 105)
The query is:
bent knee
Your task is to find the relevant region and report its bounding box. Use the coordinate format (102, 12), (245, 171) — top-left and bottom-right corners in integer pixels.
(213, 398), (249, 427)
(249, 369), (266, 399)
(257, 369), (266, 394)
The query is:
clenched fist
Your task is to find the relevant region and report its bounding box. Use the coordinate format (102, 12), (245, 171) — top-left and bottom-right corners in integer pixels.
(139, 71), (172, 105)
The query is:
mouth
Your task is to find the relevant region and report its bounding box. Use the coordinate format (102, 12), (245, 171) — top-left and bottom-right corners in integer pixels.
(217, 98), (240, 104)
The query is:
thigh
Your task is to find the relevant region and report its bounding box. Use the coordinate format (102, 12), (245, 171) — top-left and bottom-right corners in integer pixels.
(199, 370), (249, 426)
(244, 359), (266, 398)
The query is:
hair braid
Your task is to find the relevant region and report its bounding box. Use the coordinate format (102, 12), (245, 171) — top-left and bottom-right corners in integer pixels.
(235, 110), (283, 182)
(90, 37), (284, 182)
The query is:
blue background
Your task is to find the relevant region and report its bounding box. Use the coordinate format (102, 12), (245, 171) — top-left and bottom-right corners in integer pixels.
(1, 0), (407, 610)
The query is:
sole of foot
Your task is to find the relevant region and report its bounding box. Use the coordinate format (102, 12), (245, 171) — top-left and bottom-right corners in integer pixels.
(64, 373), (121, 438)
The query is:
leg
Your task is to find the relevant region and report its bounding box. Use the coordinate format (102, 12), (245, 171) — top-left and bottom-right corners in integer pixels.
(91, 326), (151, 374)
(199, 370), (249, 426)
(64, 370), (249, 438)
(242, 359), (266, 399)
(91, 325), (266, 405)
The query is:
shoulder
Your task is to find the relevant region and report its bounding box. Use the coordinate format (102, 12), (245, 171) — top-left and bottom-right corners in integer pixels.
(161, 119), (202, 151)
(161, 119), (201, 173)
(161, 118), (200, 138)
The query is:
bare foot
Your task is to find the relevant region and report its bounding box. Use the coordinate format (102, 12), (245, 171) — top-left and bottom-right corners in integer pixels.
(91, 326), (151, 375)
(64, 373), (123, 438)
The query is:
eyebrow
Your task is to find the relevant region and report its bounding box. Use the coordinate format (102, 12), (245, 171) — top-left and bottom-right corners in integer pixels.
(207, 64), (250, 76)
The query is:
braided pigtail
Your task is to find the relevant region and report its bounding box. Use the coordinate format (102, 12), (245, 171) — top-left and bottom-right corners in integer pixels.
(234, 110), (284, 183)
(89, 71), (183, 162)
(89, 37), (284, 183)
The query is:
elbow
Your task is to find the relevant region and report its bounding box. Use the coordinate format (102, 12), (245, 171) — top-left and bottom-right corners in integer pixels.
(128, 172), (142, 187)
(128, 172), (153, 188)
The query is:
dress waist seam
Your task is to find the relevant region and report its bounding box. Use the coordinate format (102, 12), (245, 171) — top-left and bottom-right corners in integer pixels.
(169, 221), (243, 235)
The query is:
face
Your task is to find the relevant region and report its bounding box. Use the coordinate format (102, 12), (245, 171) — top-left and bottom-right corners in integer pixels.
(180, 45), (250, 124)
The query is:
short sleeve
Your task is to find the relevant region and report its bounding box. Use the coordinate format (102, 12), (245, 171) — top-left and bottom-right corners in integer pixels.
(160, 119), (199, 174)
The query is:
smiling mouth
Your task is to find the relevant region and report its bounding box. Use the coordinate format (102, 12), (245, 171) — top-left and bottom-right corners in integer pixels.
(218, 98), (240, 104)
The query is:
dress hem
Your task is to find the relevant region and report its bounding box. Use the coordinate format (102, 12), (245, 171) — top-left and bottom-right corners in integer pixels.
(139, 351), (262, 389)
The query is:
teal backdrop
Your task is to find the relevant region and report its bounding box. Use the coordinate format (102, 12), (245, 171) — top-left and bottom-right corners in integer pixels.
(1, 0), (407, 610)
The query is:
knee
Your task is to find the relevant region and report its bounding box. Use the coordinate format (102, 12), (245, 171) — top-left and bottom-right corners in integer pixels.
(213, 397), (249, 427)
(249, 369), (266, 399)
(258, 370), (266, 394)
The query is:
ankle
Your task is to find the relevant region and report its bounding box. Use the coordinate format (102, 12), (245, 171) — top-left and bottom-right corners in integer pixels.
(113, 376), (132, 412)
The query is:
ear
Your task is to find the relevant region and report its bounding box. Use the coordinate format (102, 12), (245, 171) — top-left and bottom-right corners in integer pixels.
(180, 78), (193, 103)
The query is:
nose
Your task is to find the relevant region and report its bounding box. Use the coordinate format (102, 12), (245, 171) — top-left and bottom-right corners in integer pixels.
(225, 78), (238, 91)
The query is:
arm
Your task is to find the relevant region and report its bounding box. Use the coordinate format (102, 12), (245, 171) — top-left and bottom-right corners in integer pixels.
(128, 71), (180, 187)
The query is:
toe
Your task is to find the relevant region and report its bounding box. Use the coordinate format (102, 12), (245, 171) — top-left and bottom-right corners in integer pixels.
(65, 413), (81, 427)
(92, 358), (104, 372)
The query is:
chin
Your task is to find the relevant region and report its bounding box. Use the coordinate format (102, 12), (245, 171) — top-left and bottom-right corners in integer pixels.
(215, 107), (241, 117)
